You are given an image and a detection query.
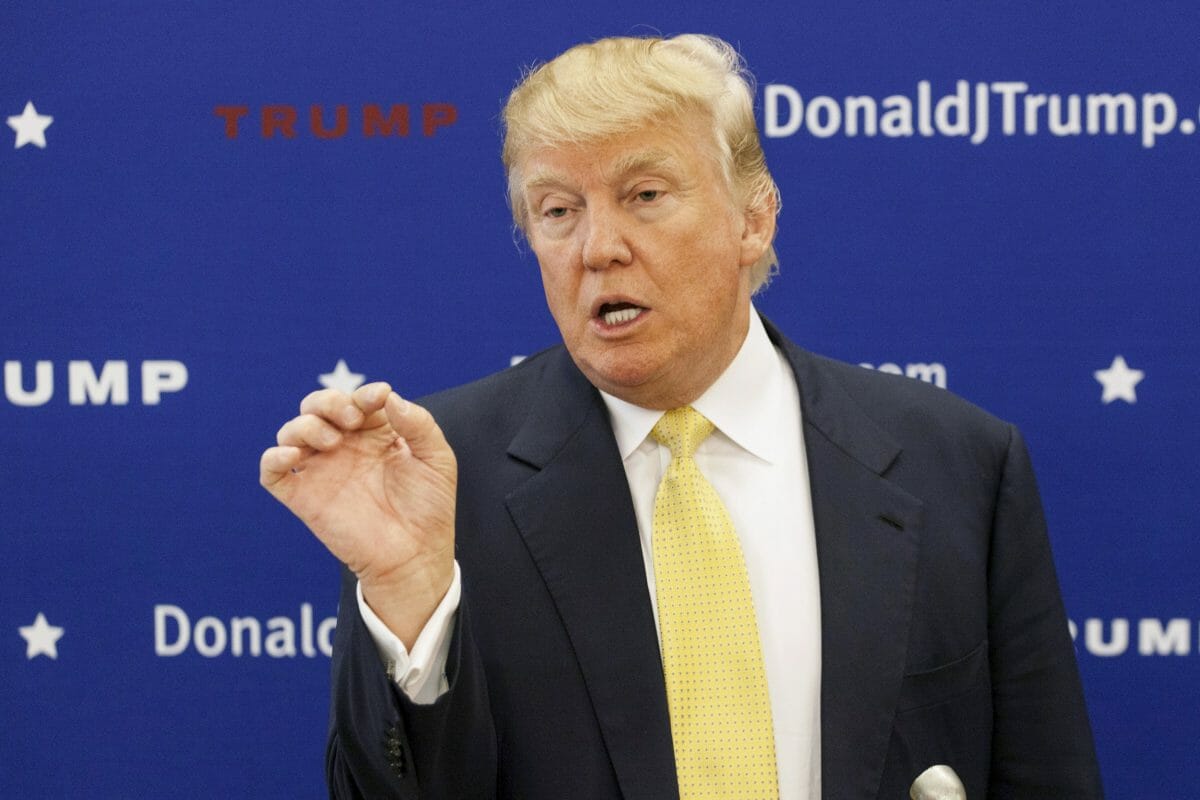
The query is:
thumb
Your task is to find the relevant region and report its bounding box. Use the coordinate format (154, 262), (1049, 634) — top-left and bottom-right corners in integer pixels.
(384, 393), (456, 472)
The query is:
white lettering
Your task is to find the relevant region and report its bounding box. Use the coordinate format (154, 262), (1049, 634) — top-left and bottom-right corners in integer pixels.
(5, 359), (189, 406)
(880, 95), (914, 137)
(934, 80), (971, 136)
(844, 96), (877, 137)
(154, 604), (190, 656)
(1072, 617), (1198, 657)
(154, 604), (336, 658)
(194, 616), (228, 657)
(1023, 93), (1047, 135)
(916, 80), (934, 136)
(68, 360), (129, 406)
(266, 616), (297, 657)
(1142, 93), (1177, 148)
(759, 82), (1183, 148)
(1085, 617), (1129, 657)
(905, 362), (947, 388)
(318, 617), (337, 657)
(1086, 93), (1137, 135)
(142, 360), (188, 405)
(991, 82), (1029, 135)
(1048, 95), (1082, 136)
(805, 96), (842, 138)
(1138, 618), (1191, 656)
(301, 603), (316, 657)
(970, 81), (990, 144)
(764, 84), (803, 137)
(231, 616), (262, 657)
(5, 360), (53, 406)
(859, 362), (947, 388)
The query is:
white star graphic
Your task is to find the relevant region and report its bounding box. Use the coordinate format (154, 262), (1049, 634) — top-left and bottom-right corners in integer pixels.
(1094, 355), (1144, 404)
(318, 359), (365, 394)
(19, 612), (64, 660)
(7, 101), (54, 149)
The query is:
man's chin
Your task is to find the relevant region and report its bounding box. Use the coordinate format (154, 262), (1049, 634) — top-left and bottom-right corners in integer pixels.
(577, 358), (658, 403)
(583, 364), (701, 411)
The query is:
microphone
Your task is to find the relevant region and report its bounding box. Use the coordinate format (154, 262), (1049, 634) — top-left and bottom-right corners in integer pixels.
(909, 764), (966, 800)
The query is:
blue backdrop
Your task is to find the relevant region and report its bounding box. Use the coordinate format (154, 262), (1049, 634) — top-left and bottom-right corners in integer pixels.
(3, 3), (1197, 797)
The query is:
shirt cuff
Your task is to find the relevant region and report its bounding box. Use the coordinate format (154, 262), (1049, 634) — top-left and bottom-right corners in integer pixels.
(356, 561), (461, 705)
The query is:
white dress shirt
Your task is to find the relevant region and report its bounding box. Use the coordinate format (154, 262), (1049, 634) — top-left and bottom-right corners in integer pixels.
(359, 309), (822, 799)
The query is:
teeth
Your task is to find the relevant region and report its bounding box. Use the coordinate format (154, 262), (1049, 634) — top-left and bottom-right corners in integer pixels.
(602, 307), (643, 325)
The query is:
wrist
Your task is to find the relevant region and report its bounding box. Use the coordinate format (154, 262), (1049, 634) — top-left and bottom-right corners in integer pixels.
(360, 557), (455, 650)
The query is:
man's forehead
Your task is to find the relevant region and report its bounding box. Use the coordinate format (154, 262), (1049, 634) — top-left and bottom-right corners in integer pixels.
(519, 143), (689, 193)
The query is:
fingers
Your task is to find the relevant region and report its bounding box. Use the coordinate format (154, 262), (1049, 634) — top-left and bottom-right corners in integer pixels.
(261, 382), (454, 497)
(265, 382), (399, 482)
(259, 445), (307, 488)
(351, 382), (392, 416)
(384, 392), (456, 470)
(276, 414), (344, 450)
(298, 381), (392, 429)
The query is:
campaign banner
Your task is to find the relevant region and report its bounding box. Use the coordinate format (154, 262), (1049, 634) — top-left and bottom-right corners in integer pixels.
(3, 4), (1196, 797)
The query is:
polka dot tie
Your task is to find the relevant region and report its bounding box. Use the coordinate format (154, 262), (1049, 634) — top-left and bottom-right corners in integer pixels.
(651, 407), (779, 799)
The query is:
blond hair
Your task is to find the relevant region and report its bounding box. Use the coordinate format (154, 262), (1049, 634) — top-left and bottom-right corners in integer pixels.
(501, 34), (781, 292)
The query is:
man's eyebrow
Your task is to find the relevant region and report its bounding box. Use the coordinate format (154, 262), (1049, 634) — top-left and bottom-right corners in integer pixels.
(521, 169), (576, 193)
(606, 148), (681, 182)
(519, 148), (683, 195)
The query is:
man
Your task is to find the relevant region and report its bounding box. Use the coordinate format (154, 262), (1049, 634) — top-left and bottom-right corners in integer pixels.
(260, 35), (1103, 799)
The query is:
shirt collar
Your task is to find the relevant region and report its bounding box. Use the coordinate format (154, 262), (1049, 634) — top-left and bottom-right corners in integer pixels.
(600, 309), (789, 464)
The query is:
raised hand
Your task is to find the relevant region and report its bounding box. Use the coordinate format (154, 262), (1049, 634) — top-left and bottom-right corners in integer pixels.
(260, 382), (457, 647)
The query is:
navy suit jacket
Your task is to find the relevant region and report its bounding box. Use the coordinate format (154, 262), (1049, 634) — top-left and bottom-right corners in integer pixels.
(325, 318), (1103, 799)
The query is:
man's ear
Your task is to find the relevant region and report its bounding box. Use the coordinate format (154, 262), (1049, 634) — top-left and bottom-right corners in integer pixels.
(738, 195), (778, 268)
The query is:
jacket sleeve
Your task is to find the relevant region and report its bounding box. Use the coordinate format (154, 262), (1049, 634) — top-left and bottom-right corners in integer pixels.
(985, 425), (1104, 798)
(326, 565), (498, 799)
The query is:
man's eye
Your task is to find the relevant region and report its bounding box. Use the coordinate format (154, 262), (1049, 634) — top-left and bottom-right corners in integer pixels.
(636, 190), (660, 202)
(545, 207), (568, 218)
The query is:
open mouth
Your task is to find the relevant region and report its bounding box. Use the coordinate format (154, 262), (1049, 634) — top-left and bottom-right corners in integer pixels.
(597, 302), (646, 326)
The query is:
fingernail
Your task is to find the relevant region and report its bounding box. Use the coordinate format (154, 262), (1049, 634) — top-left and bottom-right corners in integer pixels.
(392, 393), (409, 413)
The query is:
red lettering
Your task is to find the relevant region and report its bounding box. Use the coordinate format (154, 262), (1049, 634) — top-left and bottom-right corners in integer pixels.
(262, 105), (298, 138)
(218, 103), (454, 140)
(363, 104), (411, 137)
(310, 104), (349, 139)
(213, 106), (249, 139)
(422, 103), (458, 137)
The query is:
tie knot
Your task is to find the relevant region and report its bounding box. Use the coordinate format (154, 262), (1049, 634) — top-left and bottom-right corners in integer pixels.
(651, 406), (715, 459)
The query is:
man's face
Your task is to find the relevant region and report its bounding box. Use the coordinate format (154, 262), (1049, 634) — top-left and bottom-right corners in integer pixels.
(517, 113), (775, 410)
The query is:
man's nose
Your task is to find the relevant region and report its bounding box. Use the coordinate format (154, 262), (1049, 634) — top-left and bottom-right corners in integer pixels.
(581, 205), (633, 270)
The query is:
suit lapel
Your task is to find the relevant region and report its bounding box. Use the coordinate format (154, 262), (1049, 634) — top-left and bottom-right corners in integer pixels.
(503, 350), (678, 800)
(770, 321), (924, 800)
(500, 324), (923, 799)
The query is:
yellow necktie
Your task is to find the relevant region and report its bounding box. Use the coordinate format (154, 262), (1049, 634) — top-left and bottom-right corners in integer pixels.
(651, 407), (779, 799)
